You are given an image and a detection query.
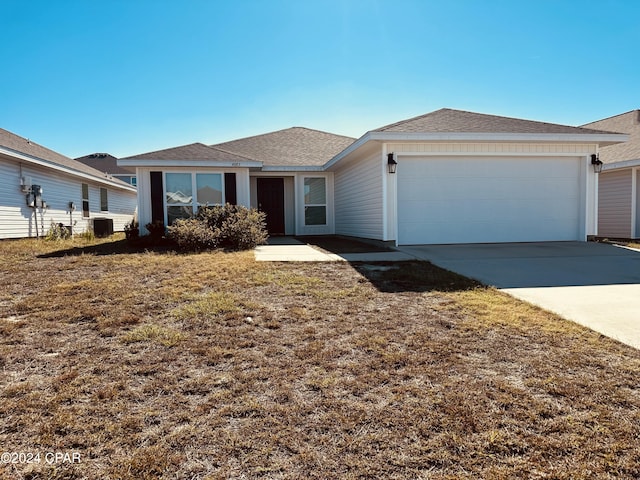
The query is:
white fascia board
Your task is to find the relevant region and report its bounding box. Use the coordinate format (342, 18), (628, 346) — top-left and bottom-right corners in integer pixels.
(602, 158), (640, 171)
(117, 158), (262, 168)
(0, 146), (137, 192)
(322, 131), (628, 170)
(366, 131), (629, 145)
(261, 165), (325, 172)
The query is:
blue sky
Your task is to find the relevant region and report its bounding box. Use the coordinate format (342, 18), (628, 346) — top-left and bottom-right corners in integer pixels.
(1, 0), (638, 158)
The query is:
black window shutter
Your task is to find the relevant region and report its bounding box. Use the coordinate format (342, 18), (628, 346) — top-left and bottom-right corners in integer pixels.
(224, 173), (237, 205)
(150, 171), (164, 223)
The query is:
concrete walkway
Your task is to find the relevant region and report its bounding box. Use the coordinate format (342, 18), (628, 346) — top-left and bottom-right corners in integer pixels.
(398, 242), (640, 349)
(254, 238), (344, 262)
(254, 237), (415, 262)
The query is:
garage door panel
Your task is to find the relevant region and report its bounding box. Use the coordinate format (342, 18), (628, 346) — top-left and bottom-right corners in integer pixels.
(397, 156), (582, 244)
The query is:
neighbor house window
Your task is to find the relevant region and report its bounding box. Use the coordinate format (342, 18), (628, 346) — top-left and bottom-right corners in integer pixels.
(165, 172), (224, 225)
(100, 188), (108, 212)
(304, 177), (326, 225)
(81, 183), (90, 218)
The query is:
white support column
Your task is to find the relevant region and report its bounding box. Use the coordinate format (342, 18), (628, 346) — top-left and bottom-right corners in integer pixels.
(381, 143), (388, 241)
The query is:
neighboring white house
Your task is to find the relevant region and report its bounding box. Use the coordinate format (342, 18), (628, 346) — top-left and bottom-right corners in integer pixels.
(75, 153), (137, 186)
(582, 110), (640, 239)
(120, 109), (627, 245)
(0, 128), (137, 239)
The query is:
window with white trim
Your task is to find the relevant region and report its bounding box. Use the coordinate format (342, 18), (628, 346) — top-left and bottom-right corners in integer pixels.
(100, 188), (108, 212)
(81, 183), (90, 218)
(304, 177), (326, 226)
(165, 172), (224, 225)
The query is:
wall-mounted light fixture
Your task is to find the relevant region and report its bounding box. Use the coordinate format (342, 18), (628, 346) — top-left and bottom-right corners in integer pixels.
(591, 154), (603, 173)
(387, 152), (398, 174)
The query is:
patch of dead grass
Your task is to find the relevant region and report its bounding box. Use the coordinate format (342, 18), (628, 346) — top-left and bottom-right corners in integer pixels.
(0, 238), (639, 479)
(122, 324), (186, 347)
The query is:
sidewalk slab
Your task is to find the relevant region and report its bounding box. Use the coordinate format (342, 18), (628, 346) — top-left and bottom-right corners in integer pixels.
(254, 243), (417, 263)
(254, 244), (342, 262)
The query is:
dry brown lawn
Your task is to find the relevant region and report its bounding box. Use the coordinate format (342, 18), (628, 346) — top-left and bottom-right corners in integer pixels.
(1, 235), (639, 479)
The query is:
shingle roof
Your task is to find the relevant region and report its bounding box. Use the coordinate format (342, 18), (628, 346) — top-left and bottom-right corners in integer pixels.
(75, 153), (135, 175)
(374, 108), (617, 135)
(0, 128), (132, 188)
(581, 110), (640, 164)
(121, 142), (256, 163)
(213, 127), (356, 167)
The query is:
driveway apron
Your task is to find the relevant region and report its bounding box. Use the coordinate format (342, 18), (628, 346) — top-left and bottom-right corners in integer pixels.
(398, 242), (640, 349)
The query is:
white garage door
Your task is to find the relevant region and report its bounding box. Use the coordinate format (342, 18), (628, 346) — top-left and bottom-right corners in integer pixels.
(397, 156), (582, 245)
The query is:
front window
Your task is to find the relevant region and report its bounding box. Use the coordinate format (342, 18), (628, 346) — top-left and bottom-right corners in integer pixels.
(165, 173), (193, 225)
(165, 172), (224, 225)
(304, 177), (326, 226)
(196, 173), (223, 206)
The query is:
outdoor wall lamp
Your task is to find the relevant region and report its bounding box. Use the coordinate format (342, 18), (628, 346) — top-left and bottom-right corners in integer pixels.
(591, 154), (603, 173)
(387, 152), (398, 174)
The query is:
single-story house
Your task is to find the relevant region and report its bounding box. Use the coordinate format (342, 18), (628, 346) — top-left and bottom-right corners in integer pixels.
(75, 153), (137, 186)
(119, 109), (627, 245)
(582, 110), (640, 239)
(0, 128), (137, 239)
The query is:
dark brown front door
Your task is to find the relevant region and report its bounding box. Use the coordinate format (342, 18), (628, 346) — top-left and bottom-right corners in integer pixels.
(257, 178), (285, 235)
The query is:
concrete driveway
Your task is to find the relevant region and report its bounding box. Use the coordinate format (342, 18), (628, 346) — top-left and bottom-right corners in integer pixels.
(398, 242), (640, 349)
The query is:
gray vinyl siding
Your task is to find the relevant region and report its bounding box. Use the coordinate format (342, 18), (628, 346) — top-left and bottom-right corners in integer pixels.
(0, 158), (136, 239)
(333, 149), (384, 240)
(598, 169), (632, 238)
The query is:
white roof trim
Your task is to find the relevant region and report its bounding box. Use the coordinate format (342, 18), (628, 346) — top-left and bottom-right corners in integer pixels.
(323, 131), (628, 170)
(0, 146), (137, 192)
(117, 158), (262, 168)
(366, 131), (628, 144)
(261, 165), (325, 172)
(602, 158), (640, 171)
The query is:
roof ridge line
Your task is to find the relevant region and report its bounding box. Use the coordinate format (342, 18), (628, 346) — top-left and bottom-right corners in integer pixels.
(207, 144), (262, 163)
(580, 109), (640, 127)
(374, 108), (449, 131)
(213, 126), (356, 147)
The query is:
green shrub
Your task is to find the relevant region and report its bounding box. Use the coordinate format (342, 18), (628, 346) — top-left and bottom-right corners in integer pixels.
(167, 204), (268, 251)
(166, 217), (220, 250)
